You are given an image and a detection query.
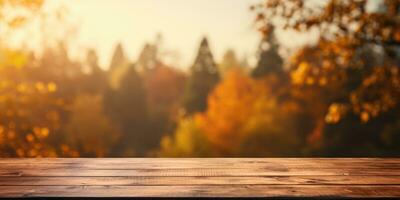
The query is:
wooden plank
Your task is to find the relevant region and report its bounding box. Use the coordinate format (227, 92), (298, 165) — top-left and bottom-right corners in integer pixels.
(0, 160), (398, 170)
(0, 185), (399, 198)
(0, 159), (398, 173)
(0, 158), (398, 198)
(1, 167), (399, 177)
(0, 158), (398, 164)
(0, 176), (399, 186)
(0, 159), (399, 177)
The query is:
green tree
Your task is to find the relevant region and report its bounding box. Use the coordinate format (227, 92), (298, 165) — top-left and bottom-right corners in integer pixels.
(252, 27), (284, 78)
(183, 37), (220, 114)
(157, 117), (212, 157)
(104, 64), (149, 156)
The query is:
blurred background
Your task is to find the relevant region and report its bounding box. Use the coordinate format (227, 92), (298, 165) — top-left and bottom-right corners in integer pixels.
(0, 0), (399, 157)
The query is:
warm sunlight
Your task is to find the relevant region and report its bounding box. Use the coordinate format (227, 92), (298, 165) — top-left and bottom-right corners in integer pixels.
(20, 0), (262, 69)
(1, 1), (399, 198)
(0, 0), (399, 158)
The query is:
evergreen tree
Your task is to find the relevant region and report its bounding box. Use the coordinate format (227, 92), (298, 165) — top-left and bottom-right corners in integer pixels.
(252, 28), (284, 78)
(109, 43), (127, 71)
(183, 37), (220, 114)
(137, 43), (159, 73)
(83, 49), (107, 94)
(104, 64), (149, 156)
(219, 49), (243, 77)
(87, 49), (100, 71)
(108, 43), (130, 89)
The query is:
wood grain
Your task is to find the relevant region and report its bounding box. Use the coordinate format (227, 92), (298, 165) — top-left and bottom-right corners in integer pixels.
(1, 168), (399, 177)
(0, 176), (399, 186)
(1, 185), (399, 198)
(0, 158), (398, 198)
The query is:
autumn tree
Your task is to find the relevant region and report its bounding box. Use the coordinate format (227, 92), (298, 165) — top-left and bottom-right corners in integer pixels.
(145, 65), (186, 139)
(0, 50), (80, 157)
(253, 0), (400, 122)
(104, 64), (149, 156)
(252, 0), (400, 155)
(0, 0), (80, 157)
(135, 64), (187, 156)
(146, 65), (186, 116)
(0, 74), (76, 157)
(196, 70), (302, 156)
(183, 37), (220, 114)
(64, 94), (120, 157)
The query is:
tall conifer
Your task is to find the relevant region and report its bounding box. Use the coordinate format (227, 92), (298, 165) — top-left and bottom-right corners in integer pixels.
(183, 37), (220, 114)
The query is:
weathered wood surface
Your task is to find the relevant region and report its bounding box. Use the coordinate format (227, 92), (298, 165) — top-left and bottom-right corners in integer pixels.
(0, 158), (398, 198)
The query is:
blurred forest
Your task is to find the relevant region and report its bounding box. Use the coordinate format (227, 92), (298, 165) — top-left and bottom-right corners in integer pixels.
(0, 0), (399, 157)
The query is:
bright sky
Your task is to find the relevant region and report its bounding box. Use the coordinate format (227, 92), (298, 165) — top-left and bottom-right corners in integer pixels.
(44, 0), (264, 69)
(13, 0), (382, 70)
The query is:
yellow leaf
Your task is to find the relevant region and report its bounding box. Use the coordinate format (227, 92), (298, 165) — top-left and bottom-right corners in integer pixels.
(47, 82), (57, 92)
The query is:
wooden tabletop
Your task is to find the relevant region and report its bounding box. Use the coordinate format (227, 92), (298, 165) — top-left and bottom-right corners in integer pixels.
(0, 158), (399, 198)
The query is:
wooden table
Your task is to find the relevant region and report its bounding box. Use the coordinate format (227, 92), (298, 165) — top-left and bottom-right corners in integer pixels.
(0, 158), (399, 199)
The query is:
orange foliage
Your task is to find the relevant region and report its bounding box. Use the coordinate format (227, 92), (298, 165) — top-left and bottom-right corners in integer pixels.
(0, 0), (79, 157)
(0, 78), (78, 157)
(255, 0), (400, 124)
(146, 65), (186, 117)
(290, 38), (353, 88)
(197, 71), (269, 153)
(64, 94), (120, 157)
